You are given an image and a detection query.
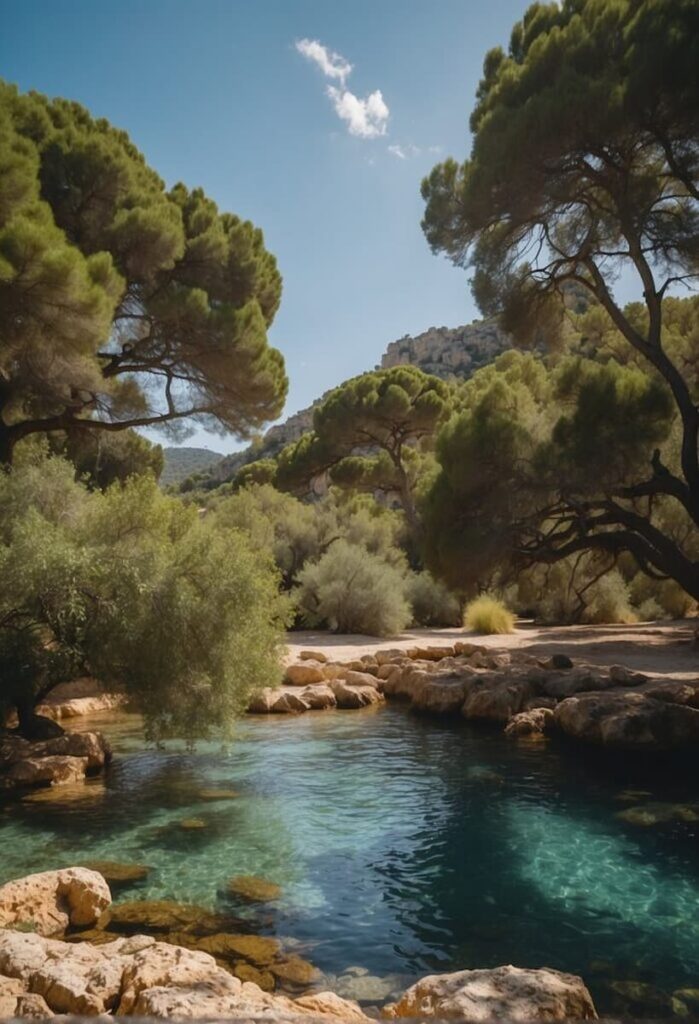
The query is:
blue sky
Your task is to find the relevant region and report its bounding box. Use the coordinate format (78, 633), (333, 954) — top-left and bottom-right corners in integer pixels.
(3, 0), (536, 453)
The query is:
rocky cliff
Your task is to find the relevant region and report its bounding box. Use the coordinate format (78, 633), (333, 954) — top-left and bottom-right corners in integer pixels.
(212, 319), (512, 484)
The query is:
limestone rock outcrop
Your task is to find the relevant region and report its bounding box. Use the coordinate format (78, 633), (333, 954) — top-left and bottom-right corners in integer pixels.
(0, 868), (112, 936)
(382, 964), (597, 1021)
(0, 731), (111, 793)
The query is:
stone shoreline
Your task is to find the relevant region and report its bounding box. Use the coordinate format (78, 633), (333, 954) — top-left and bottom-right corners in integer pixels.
(0, 868), (598, 1021)
(254, 641), (699, 751)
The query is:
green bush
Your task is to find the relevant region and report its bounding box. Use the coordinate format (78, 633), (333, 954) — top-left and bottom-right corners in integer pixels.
(407, 571), (461, 626)
(464, 595), (515, 634)
(581, 570), (636, 625)
(296, 540), (411, 637)
(0, 456), (288, 740)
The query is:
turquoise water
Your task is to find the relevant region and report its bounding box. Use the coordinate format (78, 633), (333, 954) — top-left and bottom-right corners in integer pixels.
(1, 705), (698, 1013)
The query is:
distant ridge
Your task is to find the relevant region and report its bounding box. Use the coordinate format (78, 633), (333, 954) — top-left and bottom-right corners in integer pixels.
(161, 446), (224, 486)
(207, 318), (512, 486)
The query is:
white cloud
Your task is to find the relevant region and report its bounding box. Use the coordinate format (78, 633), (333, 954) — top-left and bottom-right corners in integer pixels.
(295, 38), (352, 84)
(387, 142), (424, 159)
(327, 86), (389, 139)
(296, 37), (389, 139)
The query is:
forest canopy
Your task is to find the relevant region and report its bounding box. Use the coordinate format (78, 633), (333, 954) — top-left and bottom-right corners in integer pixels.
(0, 81), (287, 465)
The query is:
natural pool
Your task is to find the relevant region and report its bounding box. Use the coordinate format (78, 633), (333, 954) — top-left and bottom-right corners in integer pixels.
(1, 705), (698, 1015)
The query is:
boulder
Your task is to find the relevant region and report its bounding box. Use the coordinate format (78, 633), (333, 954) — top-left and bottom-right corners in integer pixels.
(284, 662), (326, 686)
(338, 669), (380, 689)
(36, 677), (127, 721)
(540, 667), (611, 700)
(462, 673), (536, 722)
(609, 664), (649, 686)
(321, 663), (345, 681)
(383, 965), (597, 1020)
(375, 648), (406, 665)
(554, 691), (699, 750)
(300, 684), (337, 710)
(0, 868), (111, 936)
(410, 673), (473, 715)
(412, 645), (456, 661)
(298, 650), (328, 663)
(3, 755), (88, 789)
(248, 687), (310, 714)
(505, 707), (555, 738)
(330, 680), (385, 709)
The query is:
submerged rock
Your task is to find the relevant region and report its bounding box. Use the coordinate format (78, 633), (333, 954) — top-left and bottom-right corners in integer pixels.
(197, 788), (240, 801)
(615, 802), (699, 826)
(383, 964), (597, 1020)
(0, 868), (111, 937)
(505, 707), (555, 738)
(102, 900), (239, 936)
(226, 875), (281, 903)
(79, 862), (150, 886)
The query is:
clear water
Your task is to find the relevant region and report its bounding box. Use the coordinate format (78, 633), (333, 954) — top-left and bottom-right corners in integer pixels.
(1, 705), (698, 1014)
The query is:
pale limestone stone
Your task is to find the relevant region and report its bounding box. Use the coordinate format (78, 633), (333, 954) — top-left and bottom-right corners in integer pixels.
(383, 965), (597, 1020)
(0, 868), (111, 936)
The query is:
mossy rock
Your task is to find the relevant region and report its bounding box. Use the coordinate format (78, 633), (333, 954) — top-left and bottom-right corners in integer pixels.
(616, 802), (699, 827)
(233, 961), (276, 991)
(672, 988), (699, 1018)
(179, 817), (208, 830)
(103, 900), (239, 936)
(195, 933), (281, 965)
(80, 860), (150, 885)
(270, 954), (320, 987)
(227, 875), (282, 903)
(198, 789), (240, 802)
(607, 979), (672, 1016)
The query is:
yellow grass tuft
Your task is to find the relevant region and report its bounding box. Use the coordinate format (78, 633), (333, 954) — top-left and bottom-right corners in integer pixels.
(464, 595), (515, 635)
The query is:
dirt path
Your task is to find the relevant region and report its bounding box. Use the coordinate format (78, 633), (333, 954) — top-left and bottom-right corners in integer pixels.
(285, 620), (698, 681)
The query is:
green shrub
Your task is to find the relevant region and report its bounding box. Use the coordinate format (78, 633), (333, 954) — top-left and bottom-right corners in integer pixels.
(407, 571), (461, 626)
(464, 594), (515, 634)
(296, 540), (411, 637)
(581, 570), (636, 624)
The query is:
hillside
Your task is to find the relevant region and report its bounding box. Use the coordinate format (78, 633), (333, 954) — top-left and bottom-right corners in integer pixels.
(160, 447), (224, 486)
(207, 318), (511, 486)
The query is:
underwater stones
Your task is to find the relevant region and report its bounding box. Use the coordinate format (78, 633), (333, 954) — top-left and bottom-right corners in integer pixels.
(269, 953), (320, 987)
(232, 960), (275, 990)
(285, 662), (326, 686)
(299, 650), (328, 663)
(198, 933), (280, 965)
(330, 679), (384, 709)
(554, 691), (699, 750)
(606, 979), (671, 1017)
(504, 707), (555, 738)
(226, 876), (281, 903)
(180, 817), (207, 830)
(0, 868), (111, 937)
(383, 965), (598, 1021)
(334, 970), (407, 1003)
(197, 788), (239, 801)
(615, 801), (699, 826)
(80, 861), (150, 886)
(672, 987), (699, 1018)
(103, 899), (233, 936)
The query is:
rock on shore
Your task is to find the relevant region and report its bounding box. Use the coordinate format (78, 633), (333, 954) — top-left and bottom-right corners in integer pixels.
(0, 731), (111, 793)
(264, 644), (699, 751)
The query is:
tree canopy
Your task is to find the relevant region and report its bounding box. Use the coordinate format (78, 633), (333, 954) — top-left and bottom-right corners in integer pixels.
(0, 81), (287, 464)
(276, 366), (450, 538)
(421, 0), (698, 596)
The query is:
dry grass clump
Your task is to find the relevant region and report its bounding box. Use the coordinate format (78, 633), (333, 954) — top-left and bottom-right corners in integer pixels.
(464, 595), (515, 635)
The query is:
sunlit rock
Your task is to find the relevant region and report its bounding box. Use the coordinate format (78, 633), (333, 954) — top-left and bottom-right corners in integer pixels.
(285, 662), (326, 686)
(0, 868), (111, 936)
(383, 964), (597, 1020)
(554, 691), (699, 749)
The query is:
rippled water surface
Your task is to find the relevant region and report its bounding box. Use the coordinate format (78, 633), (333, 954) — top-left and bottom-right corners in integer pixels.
(1, 705), (698, 1013)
